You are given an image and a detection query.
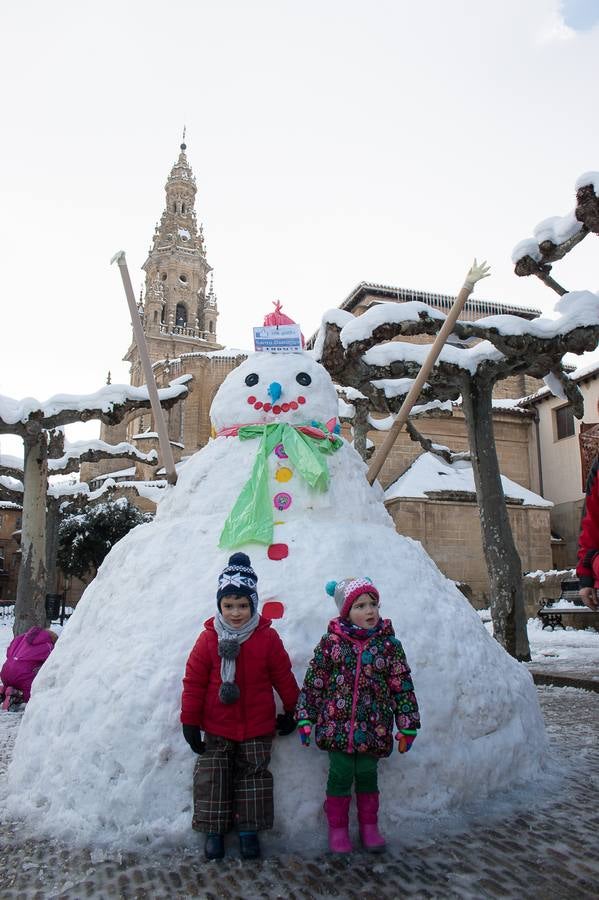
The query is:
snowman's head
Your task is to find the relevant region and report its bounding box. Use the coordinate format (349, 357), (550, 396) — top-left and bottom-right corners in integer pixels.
(210, 351), (339, 433)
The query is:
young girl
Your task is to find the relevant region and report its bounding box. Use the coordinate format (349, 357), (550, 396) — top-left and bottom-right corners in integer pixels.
(180, 552), (299, 861)
(296, 576), (420, 853)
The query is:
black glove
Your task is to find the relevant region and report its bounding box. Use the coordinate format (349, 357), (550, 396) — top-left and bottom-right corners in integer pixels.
(182, 724), (206, 754)
(276, 710), (297, 736)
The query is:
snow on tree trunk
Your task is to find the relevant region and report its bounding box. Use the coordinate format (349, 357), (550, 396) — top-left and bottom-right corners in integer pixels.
(461, 376), (531, 661)
(14, 424), (48, 635)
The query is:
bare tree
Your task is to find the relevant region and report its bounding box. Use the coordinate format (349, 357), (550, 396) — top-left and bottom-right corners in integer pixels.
(316, 257), (599, 659)
(0, 378), (189, 634)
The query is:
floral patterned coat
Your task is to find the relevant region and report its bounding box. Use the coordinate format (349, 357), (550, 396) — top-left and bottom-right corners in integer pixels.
(296, 617), (420, 757)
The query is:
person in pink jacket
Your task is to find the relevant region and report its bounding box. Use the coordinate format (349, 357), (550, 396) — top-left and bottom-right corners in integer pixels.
(0, 627), (58, 705)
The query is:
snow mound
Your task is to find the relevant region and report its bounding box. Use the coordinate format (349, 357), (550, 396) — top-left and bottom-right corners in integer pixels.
(4, 352), (547, 849)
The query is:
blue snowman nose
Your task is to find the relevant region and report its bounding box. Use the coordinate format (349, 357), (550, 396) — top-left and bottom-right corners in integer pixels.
(268, 381), (282, 402)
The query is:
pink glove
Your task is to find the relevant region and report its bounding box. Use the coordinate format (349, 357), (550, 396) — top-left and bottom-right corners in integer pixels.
(396, 730), (417, 753)
(297, 720), (312, 747)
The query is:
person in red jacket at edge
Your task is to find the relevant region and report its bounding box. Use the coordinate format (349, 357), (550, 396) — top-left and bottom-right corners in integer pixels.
(180, 552), (299, 862)
(577, 459), (599, 609)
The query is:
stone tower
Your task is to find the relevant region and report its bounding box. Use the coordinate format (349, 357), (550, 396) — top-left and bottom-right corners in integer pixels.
(124, 141), (221, 387)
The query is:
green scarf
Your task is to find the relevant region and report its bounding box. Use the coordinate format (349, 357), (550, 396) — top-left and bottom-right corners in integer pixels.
(219, 422), (342, 549)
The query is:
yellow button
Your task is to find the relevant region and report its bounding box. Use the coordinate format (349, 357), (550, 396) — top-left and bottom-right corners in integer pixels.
(275, 466), (293, 482)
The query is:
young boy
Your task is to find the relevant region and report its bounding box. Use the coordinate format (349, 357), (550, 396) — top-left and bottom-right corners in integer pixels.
(180, 552), (299, 860)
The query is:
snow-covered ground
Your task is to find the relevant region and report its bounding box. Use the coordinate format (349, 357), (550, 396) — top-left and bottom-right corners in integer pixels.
(478, 608), (599, 681)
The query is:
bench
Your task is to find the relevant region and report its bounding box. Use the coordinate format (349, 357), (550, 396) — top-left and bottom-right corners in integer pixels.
(538, 578), (599, 630)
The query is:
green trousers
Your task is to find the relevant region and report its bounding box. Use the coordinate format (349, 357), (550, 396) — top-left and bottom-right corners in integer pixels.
(326, 751), (379, 796)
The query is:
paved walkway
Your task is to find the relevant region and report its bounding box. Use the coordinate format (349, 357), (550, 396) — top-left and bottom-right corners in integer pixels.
(1, 684), (599, 899)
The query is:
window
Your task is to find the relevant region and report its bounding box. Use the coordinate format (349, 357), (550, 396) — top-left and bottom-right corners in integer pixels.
(555, 404), (575, 440)
(209, 320), (214, 333)
(176, 304), (187, 327)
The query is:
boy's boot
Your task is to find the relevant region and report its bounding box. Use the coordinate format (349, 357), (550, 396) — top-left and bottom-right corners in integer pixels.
(356, 792), (386, 852)
(239, 831), (260, 859)
(204, 833), (225, 860)
(324, 795), (352, 853)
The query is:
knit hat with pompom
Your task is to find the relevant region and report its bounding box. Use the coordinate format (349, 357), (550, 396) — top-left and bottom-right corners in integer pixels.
(325, 577), (379, 620)
(216, 552), (259, 614)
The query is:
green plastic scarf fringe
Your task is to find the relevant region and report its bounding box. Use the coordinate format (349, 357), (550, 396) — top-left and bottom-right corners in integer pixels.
(219, 422), (342, 549)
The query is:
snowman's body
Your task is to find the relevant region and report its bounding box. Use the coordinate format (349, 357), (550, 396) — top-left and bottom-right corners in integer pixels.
(5, 352), (547, 849)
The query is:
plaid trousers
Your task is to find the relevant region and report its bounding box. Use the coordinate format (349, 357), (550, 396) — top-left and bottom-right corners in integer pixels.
(192, 733), (274, 834)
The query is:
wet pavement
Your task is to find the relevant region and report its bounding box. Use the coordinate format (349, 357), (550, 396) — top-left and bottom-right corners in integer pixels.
(1, 685), (599, 899)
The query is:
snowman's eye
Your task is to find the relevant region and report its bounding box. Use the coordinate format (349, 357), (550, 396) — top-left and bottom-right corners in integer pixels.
(296, 372), (312, 386)
(245, 373), (259, 387)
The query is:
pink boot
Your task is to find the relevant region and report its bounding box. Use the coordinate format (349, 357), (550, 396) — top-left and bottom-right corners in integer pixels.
(356, 792), (386, 852)
(324, 795), (352, 853)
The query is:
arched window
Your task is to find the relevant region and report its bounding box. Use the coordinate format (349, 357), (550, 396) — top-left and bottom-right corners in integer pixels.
(181, 203), (186, 214)
(153, 310), (158, 322)
(160, 306), (165, 324)
(176, 304), (187, 327)
(209, 320), (214, 333)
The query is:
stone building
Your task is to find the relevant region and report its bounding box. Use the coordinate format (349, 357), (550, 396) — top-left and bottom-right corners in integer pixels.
(0, 502), (21, 605)
(523, 361), (599, 567)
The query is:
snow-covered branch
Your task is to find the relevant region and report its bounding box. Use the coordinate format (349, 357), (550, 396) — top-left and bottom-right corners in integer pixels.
(317, 291), (599, 413)
(0, 376), (191, 436)
(48, 440), (159, 476)
(512, 172), (599, 293)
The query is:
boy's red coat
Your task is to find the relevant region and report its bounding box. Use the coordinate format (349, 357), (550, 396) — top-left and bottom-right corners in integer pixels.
(180, 615), (299, 741)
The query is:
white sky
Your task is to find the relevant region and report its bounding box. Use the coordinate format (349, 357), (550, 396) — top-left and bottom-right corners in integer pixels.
(1, 0), (598, 457)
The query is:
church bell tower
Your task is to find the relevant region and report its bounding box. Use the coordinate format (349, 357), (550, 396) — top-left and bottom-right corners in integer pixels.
(124, 141), (221, 385)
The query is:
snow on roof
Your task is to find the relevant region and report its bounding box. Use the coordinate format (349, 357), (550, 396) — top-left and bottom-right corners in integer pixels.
(131, 432), (184, 449)
(523, 358), (599, 405)
(93, 467), (137, 483)
(0, 377), (191, 427)
(385, 452), (552, 507)
(151, 348), (248, 369)
(0, 501), (21, 510)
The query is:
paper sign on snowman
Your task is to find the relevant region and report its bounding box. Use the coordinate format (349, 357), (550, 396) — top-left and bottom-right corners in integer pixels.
(6, 309), (547, 849)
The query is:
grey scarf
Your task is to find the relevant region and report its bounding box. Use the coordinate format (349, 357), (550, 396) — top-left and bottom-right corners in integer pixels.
(213, 610), (260, 704)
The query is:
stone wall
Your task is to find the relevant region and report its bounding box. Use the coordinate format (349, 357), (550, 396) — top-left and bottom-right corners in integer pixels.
(371, 408), (537, 493)
(385, 496), (553, 607)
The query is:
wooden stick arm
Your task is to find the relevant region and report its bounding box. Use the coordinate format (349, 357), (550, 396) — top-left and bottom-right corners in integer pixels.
(111, 251), (178, 486)
(366, 260), (490, 485)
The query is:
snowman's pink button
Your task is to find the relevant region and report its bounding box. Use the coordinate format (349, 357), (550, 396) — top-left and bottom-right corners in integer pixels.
(274, 443), (288, 459)
(274, 492), (292, 511)
(268, 543), (289, 560)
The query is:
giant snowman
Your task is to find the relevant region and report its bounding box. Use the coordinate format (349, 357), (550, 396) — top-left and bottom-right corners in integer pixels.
(5, 350), (547, 849)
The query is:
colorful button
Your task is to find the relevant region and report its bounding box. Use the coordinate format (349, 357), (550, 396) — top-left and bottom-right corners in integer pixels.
(275, 466), (293, 483)
(268, 543), (289, 560)
(274, 443), (288, 459)
(274, 492), (292, 511)
(262, 600), (285, 619)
